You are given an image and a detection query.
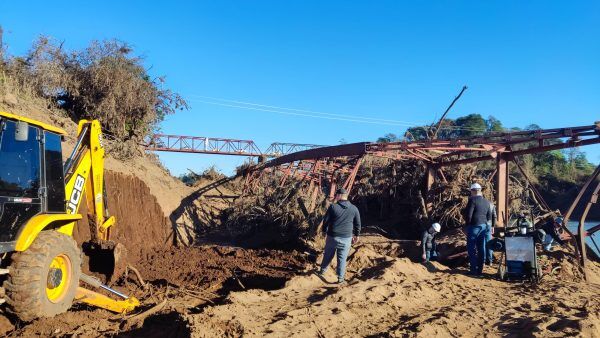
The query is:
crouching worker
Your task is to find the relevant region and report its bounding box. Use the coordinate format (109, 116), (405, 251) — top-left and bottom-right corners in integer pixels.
(422, 223), (441, 263)
(318, 188), (362, 285)
(541, 217), (566, 252)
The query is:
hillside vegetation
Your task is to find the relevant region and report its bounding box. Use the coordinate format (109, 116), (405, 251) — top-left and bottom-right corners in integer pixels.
(0, 34), (187, 157)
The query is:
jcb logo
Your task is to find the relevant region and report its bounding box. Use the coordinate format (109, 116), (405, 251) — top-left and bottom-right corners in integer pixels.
(67, 175), (85, 214)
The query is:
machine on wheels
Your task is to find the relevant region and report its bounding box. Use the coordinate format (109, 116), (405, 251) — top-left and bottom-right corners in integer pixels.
(0, 111), (138, 321)
(493, 215), (542, 282)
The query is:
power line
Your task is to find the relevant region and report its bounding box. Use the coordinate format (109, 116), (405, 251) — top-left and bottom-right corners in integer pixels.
(187, 94), (425, 126)
(187, 95), (495, 133)
(188, 98), (421, 127)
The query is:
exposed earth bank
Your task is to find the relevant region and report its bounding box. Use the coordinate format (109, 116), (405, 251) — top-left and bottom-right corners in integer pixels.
(187, 234), (600, 338)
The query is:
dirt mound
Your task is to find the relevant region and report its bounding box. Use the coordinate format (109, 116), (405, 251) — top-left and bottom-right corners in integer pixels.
(135, 245), (307, 291)
(5, 245), (307, 337)
(73, 170), (171, 256)
(186, 236), (600, 337)
(168, 177), (237, 246)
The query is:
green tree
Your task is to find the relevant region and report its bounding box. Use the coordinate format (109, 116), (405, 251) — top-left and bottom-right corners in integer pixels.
(525, 124), (541, 131)
(405, 127), (429, 141)
(454, 114), (487, 137)
(486, 115), (504, 132)
(377, 133), (400, 143)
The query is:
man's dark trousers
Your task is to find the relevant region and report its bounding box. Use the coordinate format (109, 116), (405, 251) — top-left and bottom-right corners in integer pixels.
(466, 224), (487, 275)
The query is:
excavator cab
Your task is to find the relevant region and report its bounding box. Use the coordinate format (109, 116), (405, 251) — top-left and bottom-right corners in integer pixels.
(0, 114), (65, 249)
(0, 112), (138, 321)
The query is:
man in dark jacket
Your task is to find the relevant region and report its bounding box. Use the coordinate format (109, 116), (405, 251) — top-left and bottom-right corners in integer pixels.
(463, 183), (492, 276)
(318, 188), (361, 284)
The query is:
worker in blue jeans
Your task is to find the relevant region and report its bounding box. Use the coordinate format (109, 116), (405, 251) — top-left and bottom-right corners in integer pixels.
(463, 183), (493, 276)
(318, 188), (362, 285)
(485, 201), (497, 265)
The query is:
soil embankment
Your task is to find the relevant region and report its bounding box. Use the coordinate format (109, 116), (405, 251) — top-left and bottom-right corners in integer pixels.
(3, 244), (306, 337)
(73, 170), (171, 257)
(188, 234), (600, 338)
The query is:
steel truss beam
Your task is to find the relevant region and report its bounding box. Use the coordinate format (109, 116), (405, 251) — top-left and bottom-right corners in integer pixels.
(146, 135), (328, 158)
(146, 134), (263, 156)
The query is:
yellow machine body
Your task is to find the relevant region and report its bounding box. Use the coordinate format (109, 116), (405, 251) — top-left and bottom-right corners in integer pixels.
(0, 112), (137, 316)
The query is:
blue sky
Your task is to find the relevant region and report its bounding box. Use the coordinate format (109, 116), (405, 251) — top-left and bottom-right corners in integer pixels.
(1, 1), (599, 175)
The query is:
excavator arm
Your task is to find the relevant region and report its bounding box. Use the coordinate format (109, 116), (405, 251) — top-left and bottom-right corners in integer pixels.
(61, 120), (115, 240)
(59, 120), (137, 313)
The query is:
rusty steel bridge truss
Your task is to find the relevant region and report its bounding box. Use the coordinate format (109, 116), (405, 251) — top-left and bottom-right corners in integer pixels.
(146, 134), (324, 158)
(242, 122), (600, 271)
(148, 123), (600, 272)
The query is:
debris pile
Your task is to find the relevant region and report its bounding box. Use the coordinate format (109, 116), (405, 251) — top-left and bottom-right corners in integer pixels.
(222, 173), (328, 249)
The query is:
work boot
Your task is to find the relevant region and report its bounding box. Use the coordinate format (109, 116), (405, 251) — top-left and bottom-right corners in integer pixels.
(315, 270), (327, 283)
(466, 271), (483, 278)
(336, 280), (347, 287)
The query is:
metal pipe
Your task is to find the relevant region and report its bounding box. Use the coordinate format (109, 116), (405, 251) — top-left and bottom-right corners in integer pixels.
(80, 274), (129, 299)
(64, 125), (89, 176)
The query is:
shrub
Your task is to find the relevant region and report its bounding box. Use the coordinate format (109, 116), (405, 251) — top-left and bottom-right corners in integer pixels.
(3, 36), (187, 157)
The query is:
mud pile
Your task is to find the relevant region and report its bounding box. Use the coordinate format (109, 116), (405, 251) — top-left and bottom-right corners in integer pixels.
(187, 234), (600, 337)
(168, 177), (236, 247)
(135, 245), (307, 291)
(4, 246), (307, 337)
(73, 170), (171, 256)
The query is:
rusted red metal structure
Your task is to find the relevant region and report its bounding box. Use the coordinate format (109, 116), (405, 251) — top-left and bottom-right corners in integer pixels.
(237, 121), (600, 276)
(146, 134), (326, 158)
(256, 124), (600, 219)
(147, 134), (263, 156)
(561, 164), (600, 277)
(150, 123), (600, 272)
(150, 124), (600, 222)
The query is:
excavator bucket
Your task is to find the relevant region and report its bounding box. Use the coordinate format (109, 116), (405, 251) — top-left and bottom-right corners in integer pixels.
(82, 240), (128, 285)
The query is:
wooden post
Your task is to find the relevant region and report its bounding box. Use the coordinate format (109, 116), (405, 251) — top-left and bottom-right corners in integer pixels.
(425, 165), (436, 192)
(496, 155), (509, 226)
(424, 165), (436, 215)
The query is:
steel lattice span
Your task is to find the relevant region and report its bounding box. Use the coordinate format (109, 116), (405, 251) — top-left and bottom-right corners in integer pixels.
(146, 134), (324, 158)
(243, 122), (600, 273)
(147, 122), (600, 275)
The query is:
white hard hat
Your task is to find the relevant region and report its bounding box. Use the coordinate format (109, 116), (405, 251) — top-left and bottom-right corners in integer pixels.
(432, 223), (441, 232)
(470, 183), (482, 190)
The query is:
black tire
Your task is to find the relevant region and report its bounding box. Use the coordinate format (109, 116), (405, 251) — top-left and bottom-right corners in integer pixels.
(4, 231), (82, 321)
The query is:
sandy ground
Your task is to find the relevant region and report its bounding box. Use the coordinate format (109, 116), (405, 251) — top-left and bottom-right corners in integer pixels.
(0, 246), (306, 337)
(2, 237), (598, 337)
(188, 235), (600, 338)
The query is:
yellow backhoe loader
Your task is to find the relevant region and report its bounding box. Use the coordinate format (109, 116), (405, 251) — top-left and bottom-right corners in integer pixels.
(0, 111), (139, 321)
